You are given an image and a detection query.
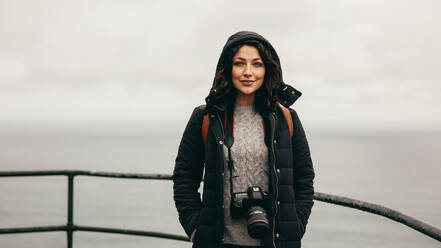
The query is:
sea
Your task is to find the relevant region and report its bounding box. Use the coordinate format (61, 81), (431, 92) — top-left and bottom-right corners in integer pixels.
(0, 121), (440, 248)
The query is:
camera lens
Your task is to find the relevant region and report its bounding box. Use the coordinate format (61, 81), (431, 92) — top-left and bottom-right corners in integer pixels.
(246, 206), (270, 238)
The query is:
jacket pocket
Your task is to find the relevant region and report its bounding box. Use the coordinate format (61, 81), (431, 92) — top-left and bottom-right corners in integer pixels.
(291, 204), (303, 240)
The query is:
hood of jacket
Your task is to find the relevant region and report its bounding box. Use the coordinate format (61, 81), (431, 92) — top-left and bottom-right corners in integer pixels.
(205, 30), (302, 111)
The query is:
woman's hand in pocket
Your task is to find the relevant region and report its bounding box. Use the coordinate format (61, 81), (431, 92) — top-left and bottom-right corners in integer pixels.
(190, 229), (197, 242)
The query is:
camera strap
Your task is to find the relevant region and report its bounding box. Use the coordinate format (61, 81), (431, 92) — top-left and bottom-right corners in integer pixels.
(224, 105), (235, 197)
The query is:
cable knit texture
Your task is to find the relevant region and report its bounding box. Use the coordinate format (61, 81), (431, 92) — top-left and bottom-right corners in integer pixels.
(222, 104), (269, 246)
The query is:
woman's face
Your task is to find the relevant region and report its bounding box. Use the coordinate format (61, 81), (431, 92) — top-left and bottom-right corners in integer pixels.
(231, 45), (266, 99)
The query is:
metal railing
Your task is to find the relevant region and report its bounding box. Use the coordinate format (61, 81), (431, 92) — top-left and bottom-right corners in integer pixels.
(0, 170), (440, 248)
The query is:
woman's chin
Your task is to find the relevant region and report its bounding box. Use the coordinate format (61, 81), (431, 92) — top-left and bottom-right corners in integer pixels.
(237, 90), (256, 97)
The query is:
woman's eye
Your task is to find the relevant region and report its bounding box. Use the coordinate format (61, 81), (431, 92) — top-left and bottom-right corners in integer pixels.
(234, 62), (244, 66)
(254, 62), (263, 67)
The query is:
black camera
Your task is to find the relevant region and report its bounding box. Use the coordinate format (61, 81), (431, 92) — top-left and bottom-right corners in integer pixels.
(231, 186), (271, 238)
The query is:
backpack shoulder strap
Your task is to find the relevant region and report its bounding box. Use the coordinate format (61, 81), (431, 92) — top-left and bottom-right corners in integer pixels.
(202, 114), (210, 148)
(279, 104), (293, 138)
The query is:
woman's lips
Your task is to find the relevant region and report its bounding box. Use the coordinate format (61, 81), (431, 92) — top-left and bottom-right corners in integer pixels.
(240, 80), (255, 86)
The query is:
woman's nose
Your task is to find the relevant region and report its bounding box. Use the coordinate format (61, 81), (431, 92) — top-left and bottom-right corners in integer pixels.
(243, 64), (252, 77)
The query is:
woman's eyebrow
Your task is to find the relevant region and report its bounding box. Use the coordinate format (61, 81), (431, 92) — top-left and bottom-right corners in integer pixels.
(234, 57), (263, 61)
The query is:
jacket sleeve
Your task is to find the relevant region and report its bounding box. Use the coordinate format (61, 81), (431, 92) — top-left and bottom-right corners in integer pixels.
(290, 109), (315, 238)
(172, 106), (205, 238)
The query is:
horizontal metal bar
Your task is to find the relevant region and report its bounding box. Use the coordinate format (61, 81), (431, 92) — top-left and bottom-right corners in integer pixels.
(0, 224), (189, 242)
(76, 225), (189, 241)
(0, 170), (75, 177)
(75, 171), (172, 180)
(314, 192), (441, 242)
(0, 225), (67, 234)
(0, 170), (172, 180)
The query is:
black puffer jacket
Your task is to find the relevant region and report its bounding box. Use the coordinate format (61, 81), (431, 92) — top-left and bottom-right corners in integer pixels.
(173, 31), (315, 248)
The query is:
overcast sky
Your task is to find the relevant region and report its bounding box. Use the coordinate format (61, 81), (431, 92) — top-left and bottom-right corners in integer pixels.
(1, 0), (440, 129)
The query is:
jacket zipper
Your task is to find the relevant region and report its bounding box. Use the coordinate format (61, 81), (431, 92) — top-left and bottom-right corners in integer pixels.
(271, 113), (278, 248)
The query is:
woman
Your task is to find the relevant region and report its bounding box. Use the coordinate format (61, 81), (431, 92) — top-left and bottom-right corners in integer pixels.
(173, 31), (315, 248)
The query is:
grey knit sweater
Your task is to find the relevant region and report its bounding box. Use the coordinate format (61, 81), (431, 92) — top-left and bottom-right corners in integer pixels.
(222, 104), (269, 246)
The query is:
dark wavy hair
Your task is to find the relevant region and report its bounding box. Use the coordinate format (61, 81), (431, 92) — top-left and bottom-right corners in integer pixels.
(208, 40), (282, 113)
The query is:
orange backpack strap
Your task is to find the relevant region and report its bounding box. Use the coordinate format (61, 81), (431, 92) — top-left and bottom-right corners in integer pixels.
(279, 104), (293, 138)
(202, 114), (210, 148)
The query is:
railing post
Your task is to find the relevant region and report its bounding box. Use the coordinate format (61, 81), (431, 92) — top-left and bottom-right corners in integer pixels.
(67, 174), (74, 248)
